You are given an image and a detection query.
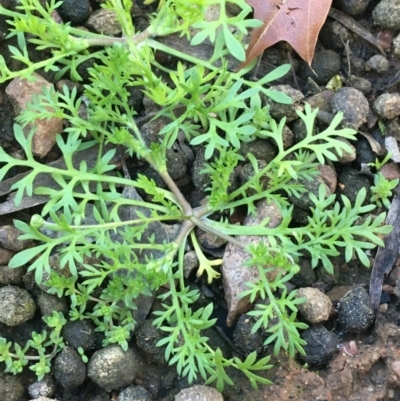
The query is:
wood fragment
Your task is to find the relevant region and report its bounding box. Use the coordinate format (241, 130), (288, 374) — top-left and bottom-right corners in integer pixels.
(328, 8), (386, 56)
(370, 184), (400, 312)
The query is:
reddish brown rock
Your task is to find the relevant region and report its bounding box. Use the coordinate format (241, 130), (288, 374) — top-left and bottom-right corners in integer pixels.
(6, 73), (63, 158)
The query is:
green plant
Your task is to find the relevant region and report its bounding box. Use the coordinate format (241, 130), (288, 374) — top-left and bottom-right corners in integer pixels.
(0, 311), (65, 380)
(369, 154), (399, 209)
(0, 0), (392, 391)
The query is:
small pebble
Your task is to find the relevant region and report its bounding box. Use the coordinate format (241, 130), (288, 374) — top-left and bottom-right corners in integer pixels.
(301, 326), (338, 365)
(296, 287), (332, 324)
(338, 287), (374, 332)
(373, 93), (400, 119)
(365, 55), (389, 73)
(331, 87), (369, 129)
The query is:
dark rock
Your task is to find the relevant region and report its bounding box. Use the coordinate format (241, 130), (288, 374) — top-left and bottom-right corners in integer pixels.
(135, 319), (167, 365)
(233, 314), (267, 355)
(137, 165), (167, 191)
(387, 119), (400, 140)
(355, 136), (376, 166)
(300, 50), (341, 85)
(292, 118), (315, 143)
(347, 75), (372, 94)
(0, 247), (14, 264)
(37, 292), (68, 318)
(288, 172), (332, 212)
(0, 225), (34, 251)
(59, 0), (91, 25)
(0, 285), (36, 326)
(88, 345), (140, 392)
(320, 20), (349, 51)
(239, 159), (269, 196)
(338, 166), (371, 203)
(334, 0), (371, 15)
(331, 87), (369, 129)
(191, 148), (213, 191)
(0, 264), (25, 285)
(0, 372), (26, 401)
(338, 287), (374, 332)
(290, 258), (316, 287)
(238, 138), (277, 162)
(118, 385), (152, 401)
(54, 346), (86, 390)
(166, 146), (187, 180)
(266, 85), (304, 122)
(62, 319), (96, 351)
(306, 90), (334, 112)
(301, 326), (338, 365)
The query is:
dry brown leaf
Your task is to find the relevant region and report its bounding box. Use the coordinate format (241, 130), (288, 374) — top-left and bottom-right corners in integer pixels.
(243, 0), (332, 68)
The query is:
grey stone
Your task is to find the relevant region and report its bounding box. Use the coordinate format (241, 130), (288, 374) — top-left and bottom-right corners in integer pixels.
(373, 93), (400, 119)
(0, 224), (34, 252)
(118, 385), (152, 401)
(135, 319), (167, 365)
(88, 345), (140, 392)
(365, 55), (389, 73)
(233, 314), (267, 355)
(175, 385), (224, 401)
(266, 85), (304, 122)
(54, 346), (86, 390)
(300, 50), (341, 85)
(238, 138), (277, 162)
(0, 286), (36, 326)
(221, 200), (282, 326)
(37, 292), (68, 318)
(331, 87), (369, 129)
(28, 375), (56, 399)
(0, 264), (25, 285)
(394, 33), (400, 56)
(373, 0), (400, 29)
(347, 76), (372, 94)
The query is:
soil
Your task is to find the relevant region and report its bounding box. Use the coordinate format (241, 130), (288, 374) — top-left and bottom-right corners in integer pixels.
(1, 0), (400, 400)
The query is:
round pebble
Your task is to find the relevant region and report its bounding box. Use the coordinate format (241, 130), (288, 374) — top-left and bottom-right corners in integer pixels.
(0, 286), (36, 326)
(331, 87), (369, 129)
(373, 93), (400, 119)
(296, 287), (332, 324)
(88, 345), (139, 392)
(338, 287), (374, 332)
(301, 326), (338, 365)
